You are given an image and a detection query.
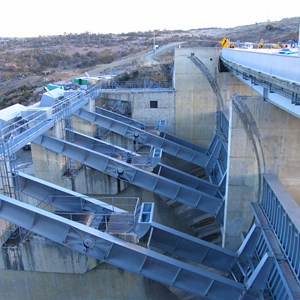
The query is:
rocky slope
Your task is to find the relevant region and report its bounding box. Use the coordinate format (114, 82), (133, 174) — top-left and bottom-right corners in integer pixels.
(0, 16), (299, 108)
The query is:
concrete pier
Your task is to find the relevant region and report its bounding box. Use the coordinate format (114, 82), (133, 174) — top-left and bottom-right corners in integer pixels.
(225, 94), (300, 249)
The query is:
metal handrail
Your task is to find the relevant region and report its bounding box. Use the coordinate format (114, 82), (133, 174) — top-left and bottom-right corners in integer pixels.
(261, 174), (300, 283)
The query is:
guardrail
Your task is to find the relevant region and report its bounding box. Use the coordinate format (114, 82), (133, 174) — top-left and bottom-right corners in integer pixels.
(221, 48), (300, 84)
(0, 84), (103, 155)
(99, 80), (173, 90)
(261, 174), (300, 283)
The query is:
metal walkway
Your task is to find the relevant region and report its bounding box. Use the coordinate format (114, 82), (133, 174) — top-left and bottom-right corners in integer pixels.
(0, 85), (102, 155)
(33, 133), (224, 221)
(0, 172), (277, 299)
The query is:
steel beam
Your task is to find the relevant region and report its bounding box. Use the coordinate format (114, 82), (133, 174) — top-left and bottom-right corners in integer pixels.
(66, 129), (137, 159)
(148, 221), (237, 273)
(245, 252), (275, 295)
(96, 107), (207, 153)
(66, 129), (220, 197)
(159, 131), (207, 154)
(0, 193), (253, 299)
(153, 164), (220, 196)
(73, 108), (210, 167)
(252, 202), (300, 299)
(15, 171), (120, 214)
(33, 134), (224, 218)
(15, 172), (234, 272)
(96, 106), (147, 129)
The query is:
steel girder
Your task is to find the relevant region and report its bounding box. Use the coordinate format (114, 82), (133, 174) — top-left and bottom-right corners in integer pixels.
(73, 108), (210, 167)
(147, 221), (237, 273)
(252, 202), (300, 299)
(33, 134), (224, 219)
(206, 132), (227, 186)
(65, 129), (160, 167)
(159, 131), (207, 154)
(65, 129), (139, 161)
(15, 171), (120, 214)
(15, 171), (151, 237)
(66, 129), (221, 197)
(95, 106), (148, 130)
(9, 173), (276, 297)
(95, 106), (207, 154)
(15, 172), (235, 273)
(153, 164), (220, 197)
(0, 193), (260, 299)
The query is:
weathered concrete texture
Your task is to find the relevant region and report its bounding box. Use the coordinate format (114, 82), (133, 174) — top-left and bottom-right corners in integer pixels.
(174, 47), (254, 148)
(32, 141), (125, 195)
(71, 114), (97, 137)
(174, 48), (220, 147)
(100, 90), (176, 134)
(0, 264), (179, 300)
(31, 118), (126, 195)
(0, 235), (98, 273)
(225, 95), (300, 250)
(101, 131), (139, 153)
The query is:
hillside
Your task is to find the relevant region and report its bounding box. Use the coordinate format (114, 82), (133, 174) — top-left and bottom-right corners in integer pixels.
(0, 16), (299, 109)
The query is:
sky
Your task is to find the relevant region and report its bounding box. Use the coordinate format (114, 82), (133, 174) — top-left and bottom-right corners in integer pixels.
(0, 0), (299, 37)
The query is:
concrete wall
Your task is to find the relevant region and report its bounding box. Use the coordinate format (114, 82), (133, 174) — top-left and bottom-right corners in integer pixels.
(173, 47), (254, 148)
(225, 95), (300, 250)
(174, 48), (217, 147)
(0, 263), (177, 300)
(32, 106), (126, 195)
(32, 137), (124, 195)
(100, 90), (175, 134)
(0, 235), (98, 273)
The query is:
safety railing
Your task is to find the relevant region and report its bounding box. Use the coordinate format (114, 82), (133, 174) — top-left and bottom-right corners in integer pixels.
(216, 111), (229, 141)
(250, 174), (300, 299)
(99, 80), (173, 90)
(261, 174), (300, 283)
(0, 84), (103, 156)
(254, 232), (296, 299)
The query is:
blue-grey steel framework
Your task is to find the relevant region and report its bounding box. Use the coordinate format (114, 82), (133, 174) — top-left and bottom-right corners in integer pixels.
(33, 133), (224, 220)
(95, 106), (208, 154)
(73, 108), (211, 167)
(0, 172), (280, 299)
(13, 172), (235, 271)
(0, 194), (249, 299)
(0, 76), (298, 298)
(223, 173), (300, 300)
(65, 128), (221, 197)
(252, 174), (300, 299)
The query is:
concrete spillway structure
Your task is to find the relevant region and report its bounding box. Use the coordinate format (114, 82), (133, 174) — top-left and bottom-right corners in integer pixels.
(0, 46), (299, 299)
